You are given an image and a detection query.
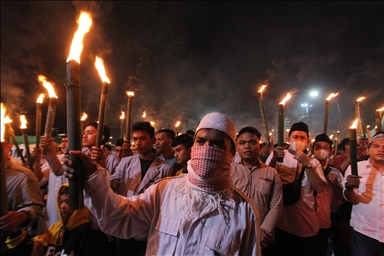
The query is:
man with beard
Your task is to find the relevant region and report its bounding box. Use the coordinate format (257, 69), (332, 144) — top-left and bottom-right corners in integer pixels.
(63, 112), (260, 255)
(265, 122), (327, 256)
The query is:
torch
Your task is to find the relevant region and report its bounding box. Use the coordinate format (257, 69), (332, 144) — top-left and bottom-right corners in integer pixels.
(39, 75), (58, 155)
(1, 103), (8, 216)
(175, 121), (181, 135)
(66, 11), (92, 209)
(376, 107), (384, 133)
(278, 93), (291, 162)
(142, 111), (146, 120)
(5, 117), (25, 164)
(258, 85), (269, 146)
(366, 125), (371, 142)
(355, 97), (366, 137)
(334, 130), (340, 155)
(125, 91), (134, 143)
(35, 94), (45, 148)
(323, 93), (338, 134)
(150, 121), (155, 131)
(95, 57), (110, 148)
(349, 119), (358, 175)
(80, 112), (88, 133)
(120, 111), (125, 139)
(20, 115), (33, 170)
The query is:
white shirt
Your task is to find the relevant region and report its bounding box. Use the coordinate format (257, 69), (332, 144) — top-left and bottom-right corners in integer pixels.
(342, 159), (384, 242)
(85, 169), (261, 255)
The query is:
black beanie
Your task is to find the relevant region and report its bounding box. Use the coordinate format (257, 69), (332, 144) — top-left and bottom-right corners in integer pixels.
(289, 122), (309, 136)
(314, 133), (333, 148)
(115, 139), (124, 147)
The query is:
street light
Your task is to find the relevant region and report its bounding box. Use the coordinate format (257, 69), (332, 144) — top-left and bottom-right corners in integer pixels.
(301, 103), (312, 113)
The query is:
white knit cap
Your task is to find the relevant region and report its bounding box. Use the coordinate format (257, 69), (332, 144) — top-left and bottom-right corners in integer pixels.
(196, 112), (236, 145)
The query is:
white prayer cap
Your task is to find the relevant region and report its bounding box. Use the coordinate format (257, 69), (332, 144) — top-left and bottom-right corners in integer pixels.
(196, 112), (236, 145)
(369, 131), (384, 147)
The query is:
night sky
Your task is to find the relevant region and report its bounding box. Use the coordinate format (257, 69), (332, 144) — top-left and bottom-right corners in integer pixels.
(1, 1), (383, 142)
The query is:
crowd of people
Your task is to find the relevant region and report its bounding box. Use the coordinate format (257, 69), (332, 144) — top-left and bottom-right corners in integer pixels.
(1, 112), (383, 256)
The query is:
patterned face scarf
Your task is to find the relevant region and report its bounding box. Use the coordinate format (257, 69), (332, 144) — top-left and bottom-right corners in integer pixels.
(187, 146), (233, 192)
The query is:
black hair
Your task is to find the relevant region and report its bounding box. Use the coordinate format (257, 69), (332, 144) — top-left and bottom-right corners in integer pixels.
(60, 186), (70, 196)
(171, 134), (194, 149)
(236, 126), (261, 140)
(157, 128), (176, 139)
(338, 138), (350, 150)
(132, 122), (155, 138)
(186, 130), (195, 137)
(84, 121), (111, 145)
(104, 144), (112, 151)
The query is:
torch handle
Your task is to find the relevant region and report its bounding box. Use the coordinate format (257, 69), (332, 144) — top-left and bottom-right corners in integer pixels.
(277, 104), (284, 162)
(22, 132), (33, 170)
(66, 60), (84, 210)
(7, 125), (25, 163)
(36, 104), (42, 148)
(43, 98), (57, 155)
(1, 142), (8, 216)
(258, 93), (269, 146)
(96, 82), (108, 148)
(324, 100), (330, 134)
(349, 129), (358, 176)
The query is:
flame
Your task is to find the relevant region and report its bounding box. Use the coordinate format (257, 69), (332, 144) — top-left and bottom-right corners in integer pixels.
(175, 121), (181, 128)
(258, 85), (267, 93)
(36, 93), (45, 103)
(95, 57), (110, 83)
(81, 112), (88, 121)
(20, 115), (27, 129)
(326, 92), (338, 101)
(366, 125), (370, 129)
(279, 93), (292, 105)
(329, 134), (334, 139)
(127, 91), (135, 97)
(67, 12), (92, 63)
(350, 119), (358, 129)
(142, 111), (146, 118)
(356, 96), (366, 102)
(1, 103), (6, 142)
(38, 75), (58, 98)
(4, 116), (12, 124)
(376, 107), (384, 111)
(120, 111), (125, 119)
(150, 121), (155, 126)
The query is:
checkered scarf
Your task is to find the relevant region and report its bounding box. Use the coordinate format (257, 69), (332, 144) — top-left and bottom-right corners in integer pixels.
(187, 146), (233, 192)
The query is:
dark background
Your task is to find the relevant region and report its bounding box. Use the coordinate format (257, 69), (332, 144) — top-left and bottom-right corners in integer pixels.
(1, 1), (383, 142)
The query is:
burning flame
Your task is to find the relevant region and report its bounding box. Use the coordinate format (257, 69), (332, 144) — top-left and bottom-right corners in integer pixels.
(36, 93), (45, 103)
(142, 111), (146, 118)
(258, 85), (267, 93)
(67, 12), (92, 63)
(95, 57), (110, 83)
(326, 92), (338, 101)
(127, 91), (135, 97)
(81, 112), (88, 121)
(329, 134), (334, 139)
(356, 96), (366, 102)
(1, 103), (6, 142)
(376, 107), (384, 111)
(150, 121), (155, 127)
(120, 111), (125, 120)
(350, 119), (358, 129)
(175, 121), (181, 128)
(279, 93), (292, 105)
(38, 75), (58, 98)
(20, 115), (27, 129)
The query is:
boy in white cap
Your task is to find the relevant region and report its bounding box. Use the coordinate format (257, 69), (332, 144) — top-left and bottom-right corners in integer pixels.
(63, 112), (261, 255)
(343, 131), (384, 256)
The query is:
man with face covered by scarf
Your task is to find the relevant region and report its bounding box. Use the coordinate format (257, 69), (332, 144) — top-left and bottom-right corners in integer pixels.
(265, 122), (327, 256)
(62, 112), (261, 256)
